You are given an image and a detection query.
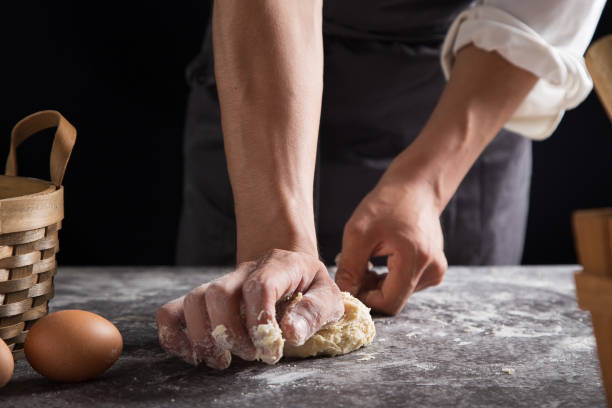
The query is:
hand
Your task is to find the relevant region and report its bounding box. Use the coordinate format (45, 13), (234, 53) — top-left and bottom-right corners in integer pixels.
(335, 170), (447, 316)
(335, 44), (540, 315)
(156, 249), (343, 369)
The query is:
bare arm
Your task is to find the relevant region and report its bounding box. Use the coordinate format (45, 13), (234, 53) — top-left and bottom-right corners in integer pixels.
(157, 0), (344, 369)
(213, 0), (323, 262)
(336, 44), (538, 315)
(389, 44), (538, 211)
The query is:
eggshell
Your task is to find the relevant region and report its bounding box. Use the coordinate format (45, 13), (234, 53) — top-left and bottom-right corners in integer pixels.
(24, 310), (122, 382)
(0, 338), (14, 387)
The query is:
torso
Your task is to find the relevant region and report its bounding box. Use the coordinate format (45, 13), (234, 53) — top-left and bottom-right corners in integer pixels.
(323, 0), (475, 44)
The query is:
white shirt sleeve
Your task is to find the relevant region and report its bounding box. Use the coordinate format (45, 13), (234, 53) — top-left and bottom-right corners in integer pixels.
(440, 0), (606, 140)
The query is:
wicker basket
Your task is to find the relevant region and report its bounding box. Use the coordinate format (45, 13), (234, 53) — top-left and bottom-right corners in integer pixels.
(0, 110), (76, 360)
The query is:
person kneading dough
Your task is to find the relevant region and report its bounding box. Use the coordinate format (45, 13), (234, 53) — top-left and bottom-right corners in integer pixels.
(157, 0), (605, 369)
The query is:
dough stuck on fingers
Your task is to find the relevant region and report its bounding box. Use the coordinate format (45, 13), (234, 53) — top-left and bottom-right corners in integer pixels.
(211, 291), (375, 365)
(252, 322), (285, 364)
(211, 325), (233, 350)
(283, 292), (376, 358)
(211, 322), (285, 364)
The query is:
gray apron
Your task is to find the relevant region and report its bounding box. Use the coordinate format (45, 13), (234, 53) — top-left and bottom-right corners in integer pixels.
(176, 0), (532, 266)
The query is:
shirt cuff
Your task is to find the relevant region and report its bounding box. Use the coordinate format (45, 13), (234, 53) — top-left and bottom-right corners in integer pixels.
(440, 5), (593, 140)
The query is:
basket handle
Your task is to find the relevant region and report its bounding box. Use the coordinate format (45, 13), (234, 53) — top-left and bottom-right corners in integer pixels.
(5, 110), (77, 186)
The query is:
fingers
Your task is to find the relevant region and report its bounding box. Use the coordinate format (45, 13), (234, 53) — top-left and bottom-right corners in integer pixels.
(360, 251), (419, 315)
(159, 250), (347, 369)
(280, 267), (344, 346)
(360, 269), (383, 293)
(414, 225), (447, 293)
(242, 249), (322, 364)
(156, 297), (196, 365)
(183, 283), (232, 369)
(414, 255), (447, 292)
(335, 220), (377, 295)
(206, 263), (257, 361)
(359, 241), (446, 316)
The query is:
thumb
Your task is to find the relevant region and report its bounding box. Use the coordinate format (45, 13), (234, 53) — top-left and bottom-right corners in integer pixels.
(335, 223), (375, 295)
(280, 271), (344, 346)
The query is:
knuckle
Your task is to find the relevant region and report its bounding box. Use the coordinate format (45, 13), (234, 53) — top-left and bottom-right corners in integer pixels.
(329, 278), (342, 297)
(262, 248), (289, 262)
(408, 240), (432, 270)
(243, 275), (268, 298)
(417, 243), (434, 265)
(430, 273), (444, 287)
(314, 259), (329, 276)
(183, 292), (195, 308)
(439, 254), (449, 272)
(344, 219), (368, 239)
(155, 305), (171, 327)
(183, 288), (204, 310)
(324, 276), (343, 300)
(431, 257), (448, 287)
(205, 281), (231, 304)
(379, 299), (404, 316)
(395, 229), (436, 270)
(240, 260), (258, 273)
(336, 264), (358, 280)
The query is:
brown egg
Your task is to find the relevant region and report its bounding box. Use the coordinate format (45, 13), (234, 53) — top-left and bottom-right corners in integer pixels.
(24, 310), (122, 382)
(0, 338), (14, 387)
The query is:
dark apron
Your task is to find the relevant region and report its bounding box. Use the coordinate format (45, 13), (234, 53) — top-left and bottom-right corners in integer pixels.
(176, 0), (532, 266)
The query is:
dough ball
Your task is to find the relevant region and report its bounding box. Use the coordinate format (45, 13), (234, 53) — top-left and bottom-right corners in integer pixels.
(284, 292), (375, 358)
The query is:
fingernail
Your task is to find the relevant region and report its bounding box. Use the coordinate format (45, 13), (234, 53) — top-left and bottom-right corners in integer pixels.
(209, 352), (231, 370)
(205, 347), (232, 370)
(289, 314), (310, 346)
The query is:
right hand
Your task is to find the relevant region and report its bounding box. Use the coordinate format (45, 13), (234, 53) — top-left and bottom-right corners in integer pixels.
(335, 172), (447, 316)
(156, 249), (344, 369)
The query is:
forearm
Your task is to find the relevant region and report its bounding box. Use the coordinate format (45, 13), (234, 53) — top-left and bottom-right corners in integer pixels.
(212, 0), (323, 261)
(387, 44), (538, 213)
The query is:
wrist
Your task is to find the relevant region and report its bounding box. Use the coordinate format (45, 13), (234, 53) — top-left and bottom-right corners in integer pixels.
(381, 121), (478, 215)
(235, 198), (318, 263)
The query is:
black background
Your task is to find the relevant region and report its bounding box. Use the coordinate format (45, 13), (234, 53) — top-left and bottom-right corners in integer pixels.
(2, 2), (612, 266)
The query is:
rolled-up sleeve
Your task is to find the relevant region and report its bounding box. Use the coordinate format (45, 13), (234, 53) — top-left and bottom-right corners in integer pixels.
(441, 0), (606, 140)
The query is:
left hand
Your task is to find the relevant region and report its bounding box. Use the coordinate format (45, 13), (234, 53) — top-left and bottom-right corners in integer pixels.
(335, 168), (447, 316)
(156, 249), (343, 369)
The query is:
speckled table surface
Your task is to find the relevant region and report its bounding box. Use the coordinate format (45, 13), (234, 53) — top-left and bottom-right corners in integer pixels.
(1, 266), (606, 408)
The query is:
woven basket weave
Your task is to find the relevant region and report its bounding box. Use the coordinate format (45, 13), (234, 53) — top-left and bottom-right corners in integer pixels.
(0, 110), (76, 360)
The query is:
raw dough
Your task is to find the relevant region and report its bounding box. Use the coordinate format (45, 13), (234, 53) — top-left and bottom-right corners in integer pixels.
(211, 325), (232, 350)
(252, 322), (284, 364)
(212, 322), (285, 365)
(210, 292), (375, 363)
(283, 292), (376, 358)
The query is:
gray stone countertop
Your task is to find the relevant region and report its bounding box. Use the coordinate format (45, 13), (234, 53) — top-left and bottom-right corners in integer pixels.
(0, 266), (606, 407)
